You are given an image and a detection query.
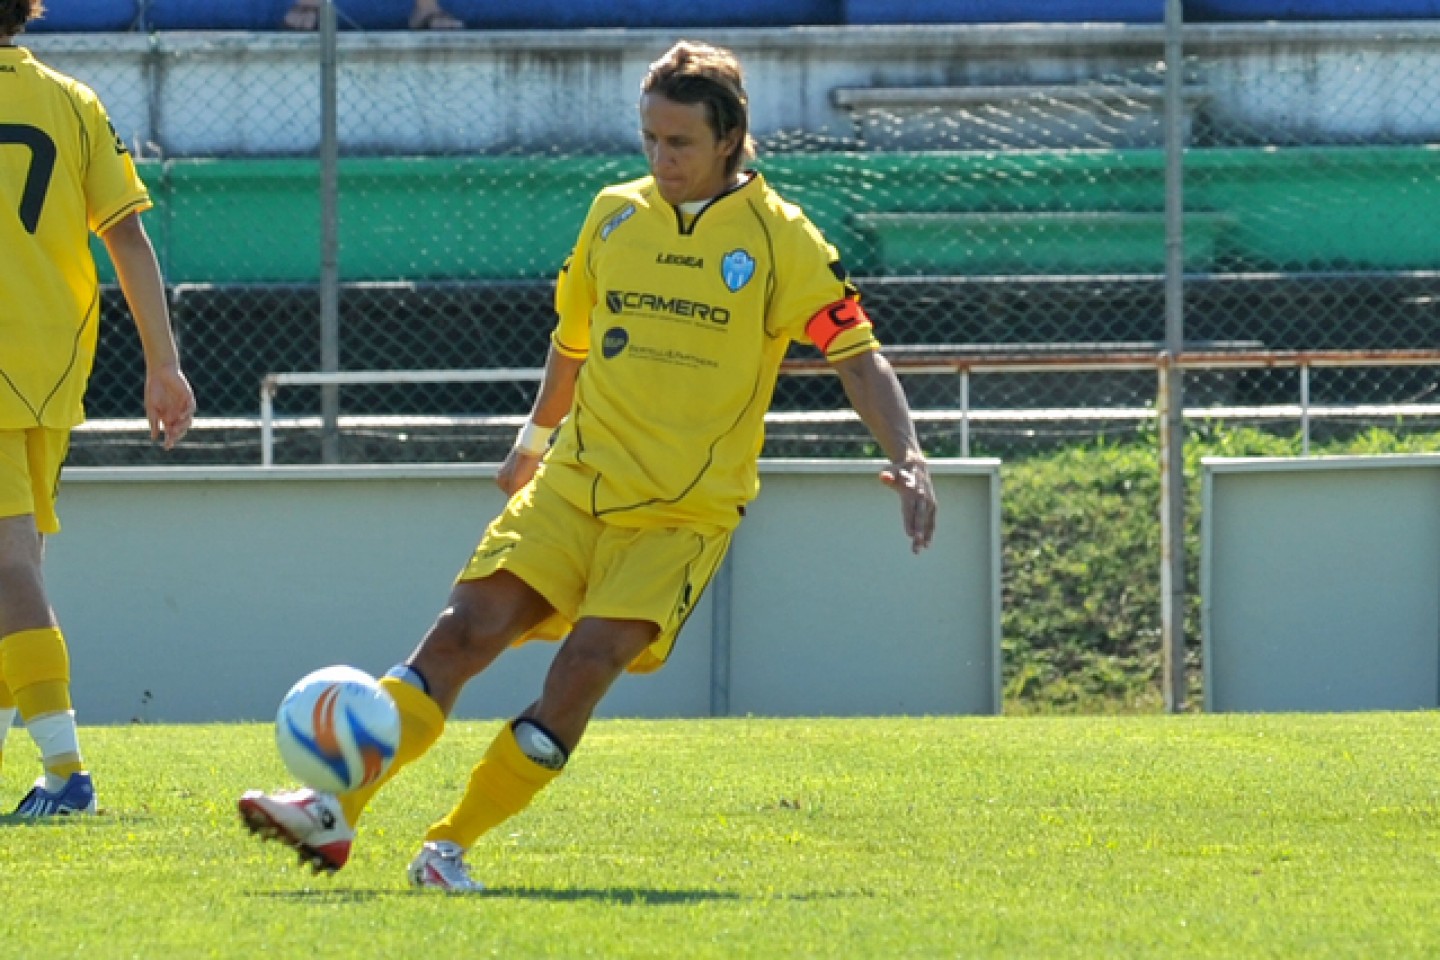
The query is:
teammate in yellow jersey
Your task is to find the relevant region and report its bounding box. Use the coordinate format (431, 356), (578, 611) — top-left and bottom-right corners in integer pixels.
(0, 0), (196, 816)
(239, 39), (936, 888)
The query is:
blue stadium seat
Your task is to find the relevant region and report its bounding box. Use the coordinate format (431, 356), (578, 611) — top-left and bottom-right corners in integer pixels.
(1186, 0), (1440, 18)
(146, 0), (295, 30)
(146, 0), (840, 31)
(24, 0), (138, 31)
(443, 0), (841, 29)
(27, 0), (1440, 30)
(844, 0), (1162, 23)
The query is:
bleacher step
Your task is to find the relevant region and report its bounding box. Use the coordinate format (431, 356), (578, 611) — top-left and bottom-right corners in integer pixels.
(852, 210), (1237, 273)
(830, 83), (1209, 150)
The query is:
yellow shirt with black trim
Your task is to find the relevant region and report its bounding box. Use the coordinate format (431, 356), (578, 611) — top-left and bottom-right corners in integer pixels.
(0, 45), (152, 429)
(543, 171), (879, 530)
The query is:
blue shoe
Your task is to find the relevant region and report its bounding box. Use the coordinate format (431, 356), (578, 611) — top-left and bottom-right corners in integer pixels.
(12, 772), (97, 817)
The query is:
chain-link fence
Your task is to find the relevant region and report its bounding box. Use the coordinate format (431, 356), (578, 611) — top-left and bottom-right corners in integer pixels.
(17, 16), (1439, 716)
(23, 21), (1440, 467)
(1176, 28), (1440, 452)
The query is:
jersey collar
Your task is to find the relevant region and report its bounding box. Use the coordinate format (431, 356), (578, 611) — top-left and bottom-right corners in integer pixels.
(661, 170), (762, 235)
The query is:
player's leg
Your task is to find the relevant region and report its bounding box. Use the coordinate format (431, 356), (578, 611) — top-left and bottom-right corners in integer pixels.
(409, 522), (731, 890)
(339, 569), (555, 822)
(409, 616), (657, 890)
(0, 429), (93, 816)
(239, 570), (552, 872)
(242, 476), (591, 874)
(431, 616), (657, 840)
(238, 469), (579, 869)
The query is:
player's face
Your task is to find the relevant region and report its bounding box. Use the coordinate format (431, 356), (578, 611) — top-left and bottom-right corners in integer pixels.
(640, 93), (739, 206)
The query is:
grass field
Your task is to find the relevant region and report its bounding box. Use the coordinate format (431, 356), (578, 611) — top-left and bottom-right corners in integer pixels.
(4, 714), (1440, 958)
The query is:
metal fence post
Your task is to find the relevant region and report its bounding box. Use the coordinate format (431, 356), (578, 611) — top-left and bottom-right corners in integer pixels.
(1161, 0), (1188, 713)
(959, 368), (971, 458)
(319, 0), (341, 463)
(1301, 363), (1312, 455)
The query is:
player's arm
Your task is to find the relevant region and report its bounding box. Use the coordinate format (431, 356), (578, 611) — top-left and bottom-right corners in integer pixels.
(831, 348), (936, 554)
(101, 212), (196, 449)
(496, 200), (604, 494)
(496, 343), (584, 496)
(798, 275), (935, 552)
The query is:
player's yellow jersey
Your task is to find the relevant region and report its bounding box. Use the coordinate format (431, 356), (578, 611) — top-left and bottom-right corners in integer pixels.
(543, 171), (879, 530)
(0, 45), (151, 429)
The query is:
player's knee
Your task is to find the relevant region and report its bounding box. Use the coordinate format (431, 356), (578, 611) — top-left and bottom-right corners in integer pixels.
(554, 632), (641, 684)
(428, 598), (509, 667)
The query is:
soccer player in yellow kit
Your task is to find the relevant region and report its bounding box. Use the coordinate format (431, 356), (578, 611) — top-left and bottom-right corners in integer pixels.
(1, 0), (196, 815)
(240, 39), (936, 888)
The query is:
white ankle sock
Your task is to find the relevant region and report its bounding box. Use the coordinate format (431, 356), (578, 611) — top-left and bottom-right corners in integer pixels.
(26, 711), (81, 786)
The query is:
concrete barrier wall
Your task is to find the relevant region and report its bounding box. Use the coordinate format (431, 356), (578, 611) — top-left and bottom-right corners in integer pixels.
(44, 460), (1000, 723)
(1201, 454), (1440, 712)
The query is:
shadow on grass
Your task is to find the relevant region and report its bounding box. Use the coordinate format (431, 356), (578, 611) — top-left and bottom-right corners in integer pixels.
(0, 811), (124, 827)
(251, 887), (768, 905)
(252, 890), (399, 903)
(481, 887), (744, 904)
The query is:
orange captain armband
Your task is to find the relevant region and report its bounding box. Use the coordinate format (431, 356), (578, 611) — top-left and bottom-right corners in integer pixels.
(805, 298), (871, 354)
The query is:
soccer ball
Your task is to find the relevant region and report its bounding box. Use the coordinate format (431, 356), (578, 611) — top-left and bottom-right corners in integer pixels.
(274, 665), (400, 794)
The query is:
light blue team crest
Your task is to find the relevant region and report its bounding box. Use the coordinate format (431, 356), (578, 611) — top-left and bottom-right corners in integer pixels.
(720, 249), (756, 292)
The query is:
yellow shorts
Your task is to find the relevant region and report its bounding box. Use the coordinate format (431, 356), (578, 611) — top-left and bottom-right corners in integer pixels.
(0, 428), (70, 535)
(458, 474), (732, 673)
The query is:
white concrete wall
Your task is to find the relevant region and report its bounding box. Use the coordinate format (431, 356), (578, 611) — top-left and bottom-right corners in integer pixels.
(43, 459), (1000, 723)
(1201, 454), (1440, 712)
(23, 22), (1440, 157)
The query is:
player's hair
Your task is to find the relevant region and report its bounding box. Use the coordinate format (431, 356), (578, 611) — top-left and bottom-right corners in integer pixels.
(641, 40), (757, 178)
(0, 0), (42, 36)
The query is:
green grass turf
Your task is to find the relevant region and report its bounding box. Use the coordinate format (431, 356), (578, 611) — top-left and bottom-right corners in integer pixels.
(3, 714), (1440, 958)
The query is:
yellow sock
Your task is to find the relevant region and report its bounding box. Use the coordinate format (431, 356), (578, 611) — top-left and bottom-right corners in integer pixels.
(2, 627), (71, 714)
(0, 677), (12, 774)
(338, 676), (444, 825)
(424, 722), (562, 849)
(2, 627), (82, 778)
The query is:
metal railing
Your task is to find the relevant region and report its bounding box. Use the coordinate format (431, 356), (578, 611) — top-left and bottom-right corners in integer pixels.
(259, 349), (1440, 464)
(259, 368), (544, 467)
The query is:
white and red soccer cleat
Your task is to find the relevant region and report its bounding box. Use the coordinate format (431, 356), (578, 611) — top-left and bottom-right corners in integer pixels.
(238, 788), (354, 874)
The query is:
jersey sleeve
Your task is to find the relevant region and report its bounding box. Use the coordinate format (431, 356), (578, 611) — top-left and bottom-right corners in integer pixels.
(79, 88), (151, 236)
(767, 212), (879, 361)
(551, 250), (592, 359)
(551, 194), (618, 360)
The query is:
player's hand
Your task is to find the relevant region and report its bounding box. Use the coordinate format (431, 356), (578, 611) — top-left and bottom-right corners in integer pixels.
(880, 458), (936, 554)
(146, 362), (196, 450)
(496, 446), (543, 496)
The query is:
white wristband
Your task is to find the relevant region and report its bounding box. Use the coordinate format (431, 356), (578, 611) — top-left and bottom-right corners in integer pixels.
(516, 421), (555, 456)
